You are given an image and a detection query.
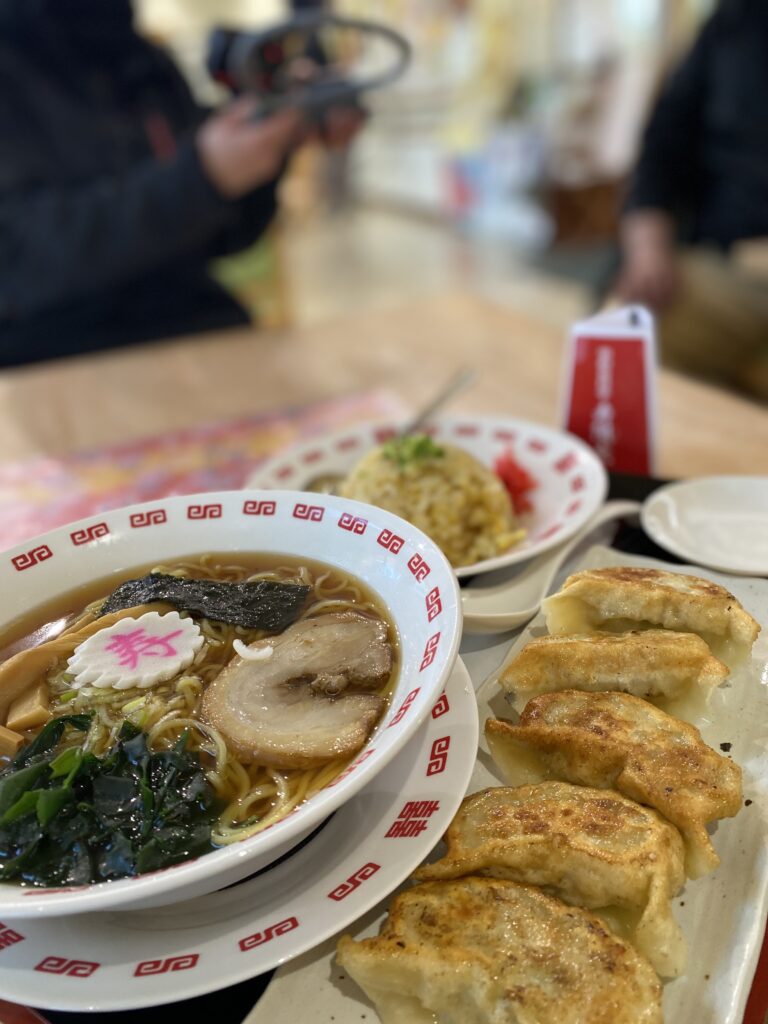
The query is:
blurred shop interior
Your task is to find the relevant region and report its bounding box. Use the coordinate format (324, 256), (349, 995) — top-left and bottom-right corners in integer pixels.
(132, 0), (715, 337)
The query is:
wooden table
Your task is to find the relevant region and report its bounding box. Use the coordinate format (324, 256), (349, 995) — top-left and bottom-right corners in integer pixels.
(0, 292), (766, 476)
(1, 290), (767, 1021)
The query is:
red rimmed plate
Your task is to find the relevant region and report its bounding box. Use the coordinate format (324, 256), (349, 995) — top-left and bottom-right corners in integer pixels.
(246, 416), (608, 578)
(0, 659), (477, 1012)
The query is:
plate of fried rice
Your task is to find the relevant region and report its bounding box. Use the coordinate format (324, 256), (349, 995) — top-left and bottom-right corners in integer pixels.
(246, 416), (608, 578)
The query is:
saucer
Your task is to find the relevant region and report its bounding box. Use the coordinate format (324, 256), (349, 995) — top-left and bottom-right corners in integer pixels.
(641, 476), (768, 575)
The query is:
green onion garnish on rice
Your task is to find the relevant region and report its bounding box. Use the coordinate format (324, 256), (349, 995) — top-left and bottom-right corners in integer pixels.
(382, 434), (445, 467)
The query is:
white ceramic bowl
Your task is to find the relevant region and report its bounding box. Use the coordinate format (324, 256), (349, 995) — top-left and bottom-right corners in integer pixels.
(0, 490), (461, 918)
(246, 416), (609, 577)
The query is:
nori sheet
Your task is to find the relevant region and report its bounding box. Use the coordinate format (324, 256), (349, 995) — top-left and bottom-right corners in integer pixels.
(99, 573), (311, 633)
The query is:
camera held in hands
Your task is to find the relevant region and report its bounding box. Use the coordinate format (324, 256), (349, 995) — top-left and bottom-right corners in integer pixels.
(206, 12), (410, 118)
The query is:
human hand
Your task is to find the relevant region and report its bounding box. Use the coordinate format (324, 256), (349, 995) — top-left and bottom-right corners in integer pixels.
(313, 105), (367, 149)
(277, 51), (366, 149)
(617, 247), (681, 310)
(616, 211), (681, 311)
(196, 97), (306, 199)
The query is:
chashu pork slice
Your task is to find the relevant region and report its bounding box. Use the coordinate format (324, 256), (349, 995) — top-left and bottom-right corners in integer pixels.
(201, 611), (393, 769)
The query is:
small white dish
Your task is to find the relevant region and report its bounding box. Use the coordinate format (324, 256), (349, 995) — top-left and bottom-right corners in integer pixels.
(0, 659), (478, 1012)
(0, 489), (461, 918)
(246, 416), (608, 579)
(641, 476), (768, 576)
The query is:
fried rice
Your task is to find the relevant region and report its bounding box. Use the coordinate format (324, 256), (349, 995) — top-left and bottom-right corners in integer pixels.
(340, 440), (525, 568)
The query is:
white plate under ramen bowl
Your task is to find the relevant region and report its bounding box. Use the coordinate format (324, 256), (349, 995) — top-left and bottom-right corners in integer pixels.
(245, 416), (608, 578)
(641, 476), (768, 576)
(0, 490), (461, 918)
(0, 659), (478, 1012)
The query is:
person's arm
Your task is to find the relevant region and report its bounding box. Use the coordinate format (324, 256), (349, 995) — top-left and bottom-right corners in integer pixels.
(617, 209), (680, 309)
(0, 101), (301, 319)
(625, 14), (715, 218)
(618, 17), (715, 308)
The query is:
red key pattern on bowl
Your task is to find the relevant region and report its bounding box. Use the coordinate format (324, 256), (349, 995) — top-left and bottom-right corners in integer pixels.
(243, 499), (276, 516)
(70, 523), (110, 546)
(338, 513), (367, 535)
(11, 545), (53, 572)
(0, 922), (24, 950)
(134, 954), (199, 976)
(431, 692), (450, 718)
(327, 863), (381, 901)
(426, 737), (451, 775)
(34, 957), (99, 978)
(239, 917), (299, 951)
(187, 504), (222, 520)
(130, 509), (167, 529)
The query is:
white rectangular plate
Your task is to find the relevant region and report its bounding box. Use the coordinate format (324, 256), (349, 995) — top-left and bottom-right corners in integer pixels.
(245, 546), (768, 1024)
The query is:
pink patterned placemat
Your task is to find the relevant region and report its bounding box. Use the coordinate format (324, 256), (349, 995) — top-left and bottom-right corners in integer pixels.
(0, 391), (406, 551)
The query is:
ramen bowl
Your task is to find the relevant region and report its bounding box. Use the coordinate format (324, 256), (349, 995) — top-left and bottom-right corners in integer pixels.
(0, 490), (461, 918)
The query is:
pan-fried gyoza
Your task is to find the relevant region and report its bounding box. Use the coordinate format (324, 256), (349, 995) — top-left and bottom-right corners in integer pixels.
(486, 690), (742, 878)
(415, 782), (686, 977)
(542, 567), (759, 669)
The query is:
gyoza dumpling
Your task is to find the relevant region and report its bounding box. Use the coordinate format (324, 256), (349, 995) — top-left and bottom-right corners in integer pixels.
(486, 690), (742, 878)
(542, 567), (760, 669)
(337, 878), (663, 1024)
(500, 629), (729, 703)
(415, 783), (686, 977)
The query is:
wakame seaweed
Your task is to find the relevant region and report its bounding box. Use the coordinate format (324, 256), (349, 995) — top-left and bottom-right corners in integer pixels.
(99, 573), (311, 631)
(0, 717), (222, 887)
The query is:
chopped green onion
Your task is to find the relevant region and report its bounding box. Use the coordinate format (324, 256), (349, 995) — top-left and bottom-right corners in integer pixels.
(382, 434), (445, 467)
(121, 697), (146, 714)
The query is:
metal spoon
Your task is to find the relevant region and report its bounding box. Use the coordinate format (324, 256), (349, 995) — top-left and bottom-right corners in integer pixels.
(304, 367), (477, 495)
(398, 367), (477, 437)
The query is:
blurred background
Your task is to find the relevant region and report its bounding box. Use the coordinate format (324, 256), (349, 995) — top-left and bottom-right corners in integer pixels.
(134, 0), (714, 332)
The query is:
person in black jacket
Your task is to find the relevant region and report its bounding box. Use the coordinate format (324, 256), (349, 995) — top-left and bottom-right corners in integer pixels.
(0, 0), (360, 365)
(616, 0), (768, 400)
